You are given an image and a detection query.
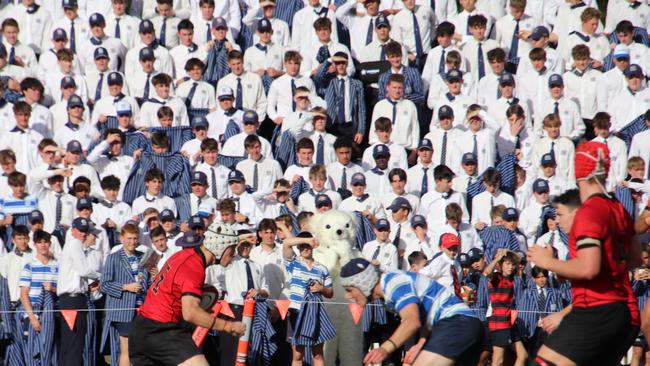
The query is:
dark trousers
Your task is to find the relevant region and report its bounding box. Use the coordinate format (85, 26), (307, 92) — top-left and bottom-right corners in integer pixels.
(219, 304), (244, 365)
(57, 294), (88, 366)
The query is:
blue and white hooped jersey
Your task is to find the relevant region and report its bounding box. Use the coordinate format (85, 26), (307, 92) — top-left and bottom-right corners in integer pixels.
(381, 271), (476, 328)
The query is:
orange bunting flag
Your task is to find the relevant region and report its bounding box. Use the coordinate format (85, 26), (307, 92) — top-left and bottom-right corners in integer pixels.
(219, 301), (235, 318)
(61, 309), (78, 331)
(275, 300), (291, 320)
(348, 303), (363, 325)
(510, 310), (518, 326)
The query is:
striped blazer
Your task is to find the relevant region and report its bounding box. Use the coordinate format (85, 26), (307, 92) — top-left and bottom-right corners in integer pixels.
(377, 67), (425, 105)
(100, 248), (149, 323)
(324, 76), (366, 136)
(517, 285), (565, 339)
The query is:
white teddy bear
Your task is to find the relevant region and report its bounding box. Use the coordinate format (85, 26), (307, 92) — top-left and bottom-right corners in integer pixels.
(309, 210), (364, 366)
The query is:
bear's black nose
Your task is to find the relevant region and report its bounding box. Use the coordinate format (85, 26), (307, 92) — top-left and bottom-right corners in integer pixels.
(336, 229), (343, 235)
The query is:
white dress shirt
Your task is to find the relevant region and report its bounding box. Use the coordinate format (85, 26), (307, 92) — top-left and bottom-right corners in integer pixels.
(235, 157), (283, 194)
(290, 5), (338, 53)
(361, 240), (398, 272)
(169, 43), (209, 79)
(534, 96), (584, 140)
(267, 74), (315, 120)
(563, 68), (601, 120)
(609, 87), (650, 132)
(131, 192), (177, 216)
(217, 72), (268, 120)
(194, 162), (232, 200)
(57, 236), (102, 296)
(530, 136), (575, 185)
(370, 98), (419, 149)
(471, 190), (515, 225)
(137, 96), (190, 128)
(390, 5), (436, 56)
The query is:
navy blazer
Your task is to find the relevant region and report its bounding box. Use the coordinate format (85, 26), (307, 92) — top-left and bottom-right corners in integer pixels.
(324, 76), (366, 136)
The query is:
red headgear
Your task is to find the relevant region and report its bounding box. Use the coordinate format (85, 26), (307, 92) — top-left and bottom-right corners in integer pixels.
(574, 141), (610, 181)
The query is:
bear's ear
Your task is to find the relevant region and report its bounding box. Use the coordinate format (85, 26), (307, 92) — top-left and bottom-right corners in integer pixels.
(308, 212), (323, 234)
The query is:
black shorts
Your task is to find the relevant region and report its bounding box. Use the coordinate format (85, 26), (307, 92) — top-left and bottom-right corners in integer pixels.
(544, 302), (638, 366)
(423, 315), (484, 365)
(490, 326), (521, 348)
(128, 315), (201, 366)
(113, 321), (132, 337)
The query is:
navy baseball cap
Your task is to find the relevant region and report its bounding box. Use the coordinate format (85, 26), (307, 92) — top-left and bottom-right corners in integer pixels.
(62, 0), (78, 9)
(502, 207), (519, 221)
(52, 28), (67, 41)
(72, 217), (90, 232)
(160, 209), (175, 222)
(462, 152), (477, 165)
(372, 144), (390, 158)
(375, 14), (390, 28)
(532, 178), (550, 194)
(139, 20), (155, 33)
(548, 74), (563, 88)
(94, 47), (109, 60)
(315, 194), (332, 208)
(530, 26), (549, 41)
(191, 171), (208, 185)
(188, 215), (205, 230)
(387, 197), (411, 211)
(446, 69), (463, 82)
(76, 197), (93, 210)
(66, 140), (83, 153)
(67, 94), (84, 109)
(411, 214), (427, 228)
(243, 110), (259, 124)
(350, 172), (366, 186)
(375, 218), (390, 230)
(29, 210), (44, 223)
(107, 72), (123, 86)
(60, 76), (76, 89)
(175, 230), (204, 247)
(191, 116), (209, 128)
(467, 247), (483, 262)
(418, 138), (433, 150)
(541, 153), (556, 166)
(438, 105), (453, 119)
(211, 17), (227, 29)
(459, 253), (471, 266)
(498, 73), (515, 86)
(139, 47), (155, 61)
(625, 64), (644, 78)
(228, 169), (245, 183)
(257, 18), (272, 32)
(89, 13), (105, 27)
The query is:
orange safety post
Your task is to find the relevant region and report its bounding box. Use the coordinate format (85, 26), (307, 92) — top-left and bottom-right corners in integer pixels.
(235, 298), (256, 366)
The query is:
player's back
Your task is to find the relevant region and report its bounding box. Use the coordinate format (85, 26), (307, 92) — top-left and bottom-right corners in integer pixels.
(139, 248), (207, 323)
(569, 195), (635, 310)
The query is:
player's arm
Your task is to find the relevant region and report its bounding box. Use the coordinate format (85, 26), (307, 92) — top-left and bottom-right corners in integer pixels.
(635, 209), (650, 234)
(364, 302), (421, 364)
(181, 295), (245, 336)
(527, 239), (601, 280)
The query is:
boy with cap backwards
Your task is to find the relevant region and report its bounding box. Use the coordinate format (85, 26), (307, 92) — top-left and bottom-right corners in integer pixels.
(129, 224), (248, 366)
(529, 141), (641, 366)
(340, 257), (483, 365)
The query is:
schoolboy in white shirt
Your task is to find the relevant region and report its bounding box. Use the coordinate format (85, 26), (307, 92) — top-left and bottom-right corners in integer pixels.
(193, 137), (231, 200)
(608, 64), (650, 133)
(428, 69), (476, 128)
(460, 14), (499, 81)
(235, 134), (283, 194)
(149, 0), (182, 49)
(596, 44), (629, 112)
(169, 20), (209, 80)
(390, 0), (436, 66)
(123, 20), (174, 82)
(308, 107), (337, 166)
(406, 138), (435, 197)
(175, 58), (217, 115)
(361, 218), (398, 272)
(217, 50), (267, 119)
(53, 95), (100, 152)
(243, 18), (285, 88)
(534, 74), (584, 141)
(453, 106), (496, 175)
(471, 168), (515, 229)
(138, 73), (190, 128)
(419, 232), (463, 294)
(266, 50), (315, 124)
(562, 44), (601, 139)
(339, 172), (384, 222)
(131, 168), (178, 218)
(221, 110), (273, 159)
(242, 0), (291, 47)
(290, 0), (338, 53)
(517, 178), (550, 244)
(224, 170), (263, 230)
(77, 13), (127, 75)
(298, 164), (342, 212)
(558, 7), (608, 67)
(369, 74), (419, 150)
(530, 114), (575, 185)
(364, 144), (392, 197)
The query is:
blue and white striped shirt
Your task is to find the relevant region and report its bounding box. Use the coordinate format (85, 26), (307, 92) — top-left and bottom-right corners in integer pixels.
(0, 194), (39, 219)
(19, 258), (58, 304)
(381, 271), (475, 329)
(285, 257), (332, 310)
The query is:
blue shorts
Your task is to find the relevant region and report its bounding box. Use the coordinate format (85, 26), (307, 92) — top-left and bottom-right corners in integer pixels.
(423, 315), (484, 365)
